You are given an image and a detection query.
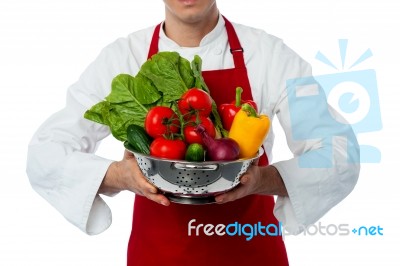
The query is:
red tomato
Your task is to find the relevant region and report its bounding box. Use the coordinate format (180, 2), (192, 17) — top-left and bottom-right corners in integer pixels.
(178, 88), (213, 118)
(150, 138), (187, 160)
(183, 116), (216, 145)
(145, 106), (180, 139)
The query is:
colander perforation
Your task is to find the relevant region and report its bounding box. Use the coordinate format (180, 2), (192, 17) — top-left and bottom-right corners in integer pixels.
(124, 142), (263, 202)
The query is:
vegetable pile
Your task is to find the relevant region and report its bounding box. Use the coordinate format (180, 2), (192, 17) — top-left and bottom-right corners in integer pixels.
(84, 52), (270, 161)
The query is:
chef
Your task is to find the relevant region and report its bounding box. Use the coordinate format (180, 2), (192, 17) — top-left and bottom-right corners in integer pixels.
(26, 0), (360, 265)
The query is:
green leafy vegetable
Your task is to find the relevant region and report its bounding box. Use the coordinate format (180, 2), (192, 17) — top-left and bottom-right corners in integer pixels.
(83, 101), (110, 126)
(191, 55), (228, 137)
(84, 97), (149, 142)
(140, 52), (191, 103)
(106, 73), (161, 105)
(84, 52), (225, 142)
(84, 52), (194, 141)
(178, 56), (195, 89)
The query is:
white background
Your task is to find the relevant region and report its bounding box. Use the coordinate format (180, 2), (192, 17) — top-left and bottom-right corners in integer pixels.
(1, 0), (399, 265)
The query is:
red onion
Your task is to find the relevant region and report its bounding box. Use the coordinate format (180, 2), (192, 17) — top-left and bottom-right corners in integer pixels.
(196, 125), (240, 161)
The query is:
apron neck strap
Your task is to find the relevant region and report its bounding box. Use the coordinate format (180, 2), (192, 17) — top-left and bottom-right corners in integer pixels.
(147, 24), (161, 59)
(221, 15), (246, 69)
(147, 16), (246, 69)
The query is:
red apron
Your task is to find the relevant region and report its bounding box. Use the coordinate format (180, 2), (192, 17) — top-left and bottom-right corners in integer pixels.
(127, 17), (288, 266)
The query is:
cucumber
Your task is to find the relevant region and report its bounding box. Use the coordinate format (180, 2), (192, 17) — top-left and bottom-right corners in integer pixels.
(185, 143), (205, 162)
(126, 124), (152, 155)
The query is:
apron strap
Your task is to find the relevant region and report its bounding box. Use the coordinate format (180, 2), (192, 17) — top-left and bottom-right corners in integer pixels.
(147, 16), (246, 69)
(147, 23), (161, 59)
(221, 15), (246, 69)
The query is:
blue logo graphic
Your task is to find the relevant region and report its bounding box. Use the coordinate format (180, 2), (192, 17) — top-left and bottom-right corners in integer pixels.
(287, 39), (382, 166)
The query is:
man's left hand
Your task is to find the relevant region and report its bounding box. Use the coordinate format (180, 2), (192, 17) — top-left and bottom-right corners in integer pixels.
(214, 165), (288, 204)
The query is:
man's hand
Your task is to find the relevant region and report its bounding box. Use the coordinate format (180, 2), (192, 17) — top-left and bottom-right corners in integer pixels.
(99, 150), (170, 206)
(214, 165), (288, 204)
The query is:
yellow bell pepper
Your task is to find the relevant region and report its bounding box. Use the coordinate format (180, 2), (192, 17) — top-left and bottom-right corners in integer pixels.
(228, 103), (270, 159)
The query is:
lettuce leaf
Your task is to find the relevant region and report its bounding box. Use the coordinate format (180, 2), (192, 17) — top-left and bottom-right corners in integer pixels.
(106, 73), (161, 105)
(140, 52), (192, 103)
(84, 51), (193, 141)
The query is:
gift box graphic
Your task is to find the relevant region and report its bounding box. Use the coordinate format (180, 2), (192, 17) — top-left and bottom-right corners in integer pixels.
(286, 39), (382, 167)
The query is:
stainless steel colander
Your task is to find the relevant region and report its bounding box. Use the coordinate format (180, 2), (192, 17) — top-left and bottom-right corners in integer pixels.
(124, 142), (263, 204)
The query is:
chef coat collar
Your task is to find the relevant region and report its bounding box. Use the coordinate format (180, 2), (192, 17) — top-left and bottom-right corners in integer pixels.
(159, 13), (225, 48)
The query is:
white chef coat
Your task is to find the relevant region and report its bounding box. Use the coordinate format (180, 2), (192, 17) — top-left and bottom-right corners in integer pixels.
(26, 14), (360, 235)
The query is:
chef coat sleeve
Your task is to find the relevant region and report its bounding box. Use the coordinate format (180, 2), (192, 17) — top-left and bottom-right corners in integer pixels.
(268, 41), (360, 234)
(26, 38), (132, 235)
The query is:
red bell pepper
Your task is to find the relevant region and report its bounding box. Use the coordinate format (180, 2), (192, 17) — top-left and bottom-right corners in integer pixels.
(218, 87), (257, 131)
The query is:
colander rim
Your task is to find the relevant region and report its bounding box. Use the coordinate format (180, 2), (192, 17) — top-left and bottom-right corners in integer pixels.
(123, 141), (263, 165)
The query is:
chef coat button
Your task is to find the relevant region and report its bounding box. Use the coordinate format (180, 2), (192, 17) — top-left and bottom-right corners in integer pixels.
(214, 48), (222, 55)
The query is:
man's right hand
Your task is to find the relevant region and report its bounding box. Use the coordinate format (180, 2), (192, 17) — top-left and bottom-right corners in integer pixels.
(99, 150), (170, 206)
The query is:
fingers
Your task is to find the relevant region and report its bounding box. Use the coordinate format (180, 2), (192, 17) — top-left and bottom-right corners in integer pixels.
(215, 173), (252, 204)
(215, 185), (247, 204)
(123, 156), (171, 206)
(143, 191), (171, 206)
(135, 178), (170, 206)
